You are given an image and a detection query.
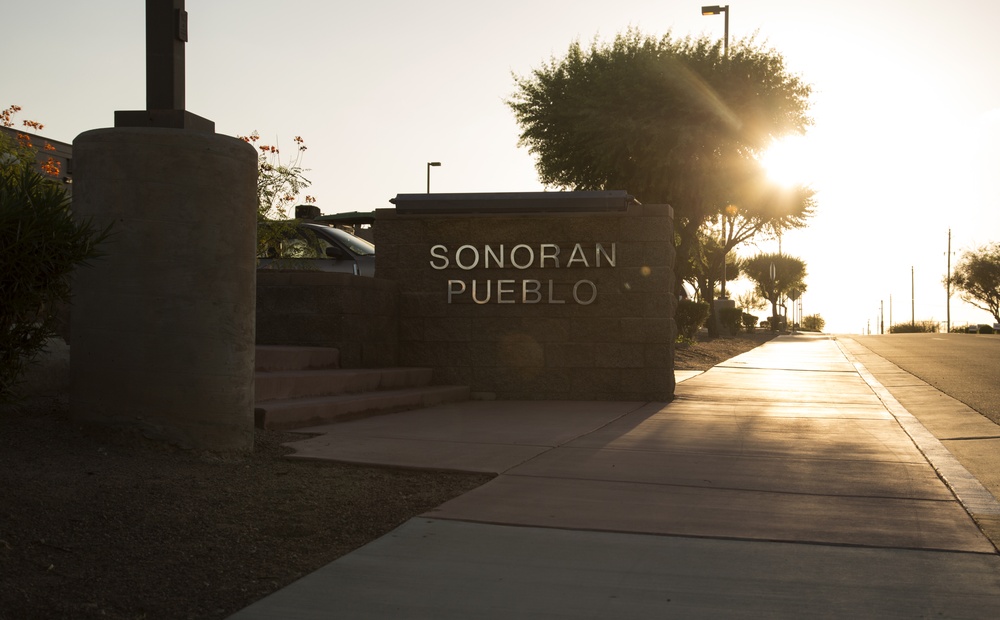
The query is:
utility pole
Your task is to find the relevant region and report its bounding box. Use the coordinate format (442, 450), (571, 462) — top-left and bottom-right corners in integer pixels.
(880, 299), (884, 334)
(911, 266), (915, 327)
(946, 228), (952, 334)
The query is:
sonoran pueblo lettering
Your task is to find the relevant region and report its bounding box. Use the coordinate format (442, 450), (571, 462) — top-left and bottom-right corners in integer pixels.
(429, 242), (615, 305)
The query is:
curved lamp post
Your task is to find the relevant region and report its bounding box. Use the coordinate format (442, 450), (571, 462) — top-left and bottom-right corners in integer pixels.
(426, 161), (441, 193)
(701, 5), (730, 57)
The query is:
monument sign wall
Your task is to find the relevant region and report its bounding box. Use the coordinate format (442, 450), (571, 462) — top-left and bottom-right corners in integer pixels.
(376, 192), (676, 401)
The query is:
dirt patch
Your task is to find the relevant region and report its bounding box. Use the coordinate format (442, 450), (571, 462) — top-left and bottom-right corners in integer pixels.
(0, 399), (493, 620)
(674, 332), (777, 370)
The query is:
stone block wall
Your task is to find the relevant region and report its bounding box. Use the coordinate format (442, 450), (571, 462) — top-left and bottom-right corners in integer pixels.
(256, 270), (398, 368)
(375, 201), (676, 400)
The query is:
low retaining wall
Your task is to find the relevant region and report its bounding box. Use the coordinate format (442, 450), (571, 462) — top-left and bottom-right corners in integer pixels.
(256, 270), (398, 368)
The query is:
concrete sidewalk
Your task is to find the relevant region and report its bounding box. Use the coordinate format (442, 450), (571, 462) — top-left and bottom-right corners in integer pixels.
(230, 334), (1000, 619)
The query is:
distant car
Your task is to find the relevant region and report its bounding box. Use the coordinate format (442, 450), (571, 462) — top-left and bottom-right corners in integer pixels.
(257, 221), (375, 276)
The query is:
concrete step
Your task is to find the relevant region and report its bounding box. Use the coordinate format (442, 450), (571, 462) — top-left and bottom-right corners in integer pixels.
(256, 345), (339, 372)
(255, 367), (435, 402)
(255, 385), (471, 430)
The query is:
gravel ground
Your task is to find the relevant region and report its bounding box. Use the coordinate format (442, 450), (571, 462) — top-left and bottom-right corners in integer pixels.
(674, 331), (776, 370)
(1, 332), (771, 619)
(0, 398), (493, 620)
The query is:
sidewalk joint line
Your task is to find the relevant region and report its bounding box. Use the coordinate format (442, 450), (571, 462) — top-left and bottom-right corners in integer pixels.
(502, 471), (960, 503)
(423, 516), (1000, 557)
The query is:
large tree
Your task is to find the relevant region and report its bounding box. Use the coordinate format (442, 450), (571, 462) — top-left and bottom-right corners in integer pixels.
(741, 253), (808, 331)
(508, 30), (815, 332)
(950, 243), (1000, 324)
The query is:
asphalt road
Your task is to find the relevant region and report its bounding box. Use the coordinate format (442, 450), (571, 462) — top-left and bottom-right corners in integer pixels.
(851, 333), (1000, 425)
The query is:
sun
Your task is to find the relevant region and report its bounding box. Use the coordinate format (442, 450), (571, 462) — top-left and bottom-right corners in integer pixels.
(760, 135), (813, 187)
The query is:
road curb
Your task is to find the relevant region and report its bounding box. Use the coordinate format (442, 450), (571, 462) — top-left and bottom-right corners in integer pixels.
(837, 337), (1000, 552)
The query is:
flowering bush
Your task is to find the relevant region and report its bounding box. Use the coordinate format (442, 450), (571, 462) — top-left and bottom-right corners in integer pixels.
(1, 104), (62, 178)
(237, 131), (321, 264)
(237, 131), (316, 221)
(0, 105), (109, 400)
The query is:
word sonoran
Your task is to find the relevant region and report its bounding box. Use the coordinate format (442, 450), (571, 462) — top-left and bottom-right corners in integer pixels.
(429, 243), (616, 305)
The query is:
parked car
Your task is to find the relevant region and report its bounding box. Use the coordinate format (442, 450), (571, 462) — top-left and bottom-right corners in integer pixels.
(257, 221), (375, 276)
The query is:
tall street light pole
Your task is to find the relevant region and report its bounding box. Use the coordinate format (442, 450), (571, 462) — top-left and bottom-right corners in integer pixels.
(701, 5), (730, 56)
(721, 204), (738, 298)
(426, 161), (441, 193)
(703, 4), (730, 314)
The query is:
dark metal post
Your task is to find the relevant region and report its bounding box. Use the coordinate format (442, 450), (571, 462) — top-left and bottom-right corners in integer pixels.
(145, 0), (186, 111)
(115, 0), (214, 132)
(723, 6), (729, 57)
(701, 5), (730, 57)
(426, 161), (441, 193)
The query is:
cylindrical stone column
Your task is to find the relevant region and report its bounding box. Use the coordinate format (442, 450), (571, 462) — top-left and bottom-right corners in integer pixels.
(71, 128), (257, 452)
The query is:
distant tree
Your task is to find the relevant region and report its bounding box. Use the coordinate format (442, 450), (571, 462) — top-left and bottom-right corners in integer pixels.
(508, 30), (816, 335)
(949, 243), (1000, 324)
(741, 253), (807, 331)
(891, 321), (939, 334)
(801, 314), (825, 332)
(736, 290), (766, 312)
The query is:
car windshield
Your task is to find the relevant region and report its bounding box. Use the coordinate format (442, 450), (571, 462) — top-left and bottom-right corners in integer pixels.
(320, 226), (375, 256)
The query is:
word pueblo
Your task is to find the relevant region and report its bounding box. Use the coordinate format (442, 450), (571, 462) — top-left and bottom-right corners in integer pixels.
(428, 243), (616, 305)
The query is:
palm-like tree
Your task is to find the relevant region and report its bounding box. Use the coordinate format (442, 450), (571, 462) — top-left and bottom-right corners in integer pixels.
(741, 253), (807, 331)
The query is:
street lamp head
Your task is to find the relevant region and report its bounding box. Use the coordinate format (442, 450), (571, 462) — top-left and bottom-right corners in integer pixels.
(702, 5), (726, 15)
(426, 161), (441, 193)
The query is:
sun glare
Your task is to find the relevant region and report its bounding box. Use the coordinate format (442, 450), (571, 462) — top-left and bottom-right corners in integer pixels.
(760, 135), (813, 187)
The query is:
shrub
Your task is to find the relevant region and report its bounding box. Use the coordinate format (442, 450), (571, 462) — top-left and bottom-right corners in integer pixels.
(675, 299), (710, 339)
(0, 161), (108, 400)
(718, 307), (743, 337)
(801, 314), (826, 332)
(890, 321), (939, 334)
(761, 315), (787, 332)
(741, 312), (759, 333)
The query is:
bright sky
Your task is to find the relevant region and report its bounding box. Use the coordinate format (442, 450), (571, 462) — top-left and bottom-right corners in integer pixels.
(5, 0), (999, 334)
